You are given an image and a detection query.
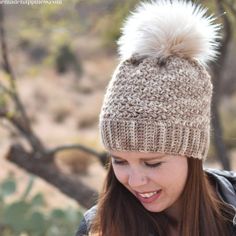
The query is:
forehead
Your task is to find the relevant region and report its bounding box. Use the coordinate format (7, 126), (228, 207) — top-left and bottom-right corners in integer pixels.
(109, 151), (166, 160)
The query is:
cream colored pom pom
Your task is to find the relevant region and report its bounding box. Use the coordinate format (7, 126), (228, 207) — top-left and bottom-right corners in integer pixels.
(118, 0), (221, 65)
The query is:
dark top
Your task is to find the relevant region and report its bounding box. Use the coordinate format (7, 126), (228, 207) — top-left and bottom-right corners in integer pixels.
(75, 168), (236, 236)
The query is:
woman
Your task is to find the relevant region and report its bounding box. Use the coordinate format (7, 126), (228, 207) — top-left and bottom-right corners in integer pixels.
(76, 0), (236, 235)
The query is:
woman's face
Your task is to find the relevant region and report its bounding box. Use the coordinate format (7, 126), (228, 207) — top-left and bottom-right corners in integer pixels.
(110, 151), (188, 215)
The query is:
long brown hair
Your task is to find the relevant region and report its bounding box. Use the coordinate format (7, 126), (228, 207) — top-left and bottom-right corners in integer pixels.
(91, 158), (234, 236)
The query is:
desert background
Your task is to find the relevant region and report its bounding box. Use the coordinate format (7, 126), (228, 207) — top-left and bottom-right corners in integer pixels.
(0, 0), (236, 235)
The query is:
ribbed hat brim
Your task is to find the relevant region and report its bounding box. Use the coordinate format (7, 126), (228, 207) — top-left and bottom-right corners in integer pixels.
(100, 119), (210, 160)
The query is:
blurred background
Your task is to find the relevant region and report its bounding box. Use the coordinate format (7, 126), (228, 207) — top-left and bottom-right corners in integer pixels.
(0, 0), (235, 235)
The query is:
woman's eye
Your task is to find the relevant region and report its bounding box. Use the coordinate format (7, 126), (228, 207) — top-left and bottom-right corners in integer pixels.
(112, 159), (127, 165)
(145, 162), (162, 168)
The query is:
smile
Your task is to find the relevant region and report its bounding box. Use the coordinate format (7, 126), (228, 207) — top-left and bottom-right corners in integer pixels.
(135, 190), (162, 203)
(139, 191), (158, 198)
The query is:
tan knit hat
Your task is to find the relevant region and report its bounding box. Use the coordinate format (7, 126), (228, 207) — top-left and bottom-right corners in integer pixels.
(99, 0), (221, 160)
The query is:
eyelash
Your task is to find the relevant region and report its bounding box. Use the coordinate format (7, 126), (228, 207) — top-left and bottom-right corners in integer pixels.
(112, 160), (162, 168)
(145, 162), (162, 168)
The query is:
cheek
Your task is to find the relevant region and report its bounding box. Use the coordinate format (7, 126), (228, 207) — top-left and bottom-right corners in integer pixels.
(163, 161), (188, 196)
(151, 160), (188, 195)
(112, 165), (128, 184)
(167, 172), (187, 196)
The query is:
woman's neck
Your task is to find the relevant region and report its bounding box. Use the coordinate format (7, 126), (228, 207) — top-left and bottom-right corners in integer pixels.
(164, 196), (183, 225)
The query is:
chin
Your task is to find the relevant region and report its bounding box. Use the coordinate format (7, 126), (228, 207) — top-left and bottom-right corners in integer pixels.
(142, 203), (166, 213)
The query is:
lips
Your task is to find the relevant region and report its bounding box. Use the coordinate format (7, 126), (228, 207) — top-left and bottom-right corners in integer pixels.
(135, 190), (162, 204)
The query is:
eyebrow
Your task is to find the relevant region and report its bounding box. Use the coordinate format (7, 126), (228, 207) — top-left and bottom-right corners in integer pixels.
(110, 154), (165, 161)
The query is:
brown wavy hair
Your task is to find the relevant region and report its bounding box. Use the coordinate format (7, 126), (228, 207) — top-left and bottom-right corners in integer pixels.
(90, 158), (234, 236)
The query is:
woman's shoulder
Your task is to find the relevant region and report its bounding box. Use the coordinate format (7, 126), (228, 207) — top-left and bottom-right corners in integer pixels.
(205, 168), (236, 206)
(205, 168), (236, 183)
(75, 205), (97, 236)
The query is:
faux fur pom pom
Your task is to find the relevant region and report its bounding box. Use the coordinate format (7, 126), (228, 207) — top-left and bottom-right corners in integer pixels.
(118, 0), (221, 65)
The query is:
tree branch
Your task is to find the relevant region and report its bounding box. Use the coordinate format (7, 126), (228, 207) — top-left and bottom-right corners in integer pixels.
(210, 0), (232, 170)
(0, 3), (106, 208)
(0, 5), (30, 127)
(6, 144), (98, 209)
(222, 0), (236, 18)
(0, 5), (36, 133)
(0, 5), (46, 156)
(0, 82), (12, 96)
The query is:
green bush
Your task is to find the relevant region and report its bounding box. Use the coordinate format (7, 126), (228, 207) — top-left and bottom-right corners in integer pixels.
(55, 44), (82, 75)
(97, 0), (139, 48)
(0, 174), (84, 236)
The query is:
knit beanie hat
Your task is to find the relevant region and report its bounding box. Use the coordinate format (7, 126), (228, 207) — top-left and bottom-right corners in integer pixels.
(99, 0), (221, 160)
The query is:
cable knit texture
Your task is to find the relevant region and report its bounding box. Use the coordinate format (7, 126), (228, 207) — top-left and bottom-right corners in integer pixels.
(98, 0), (219, 160)
(99, 56), (212, 160)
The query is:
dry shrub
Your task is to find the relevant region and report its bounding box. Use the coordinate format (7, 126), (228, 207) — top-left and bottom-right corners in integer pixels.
(55, 149), (95, 175)
(52, 105), (72, 123)
(78, 116), (98, 129)
(50, 100), (75, 124)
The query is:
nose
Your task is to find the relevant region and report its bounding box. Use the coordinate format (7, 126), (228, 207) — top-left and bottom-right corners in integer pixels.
(128, 169), (148, 188)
